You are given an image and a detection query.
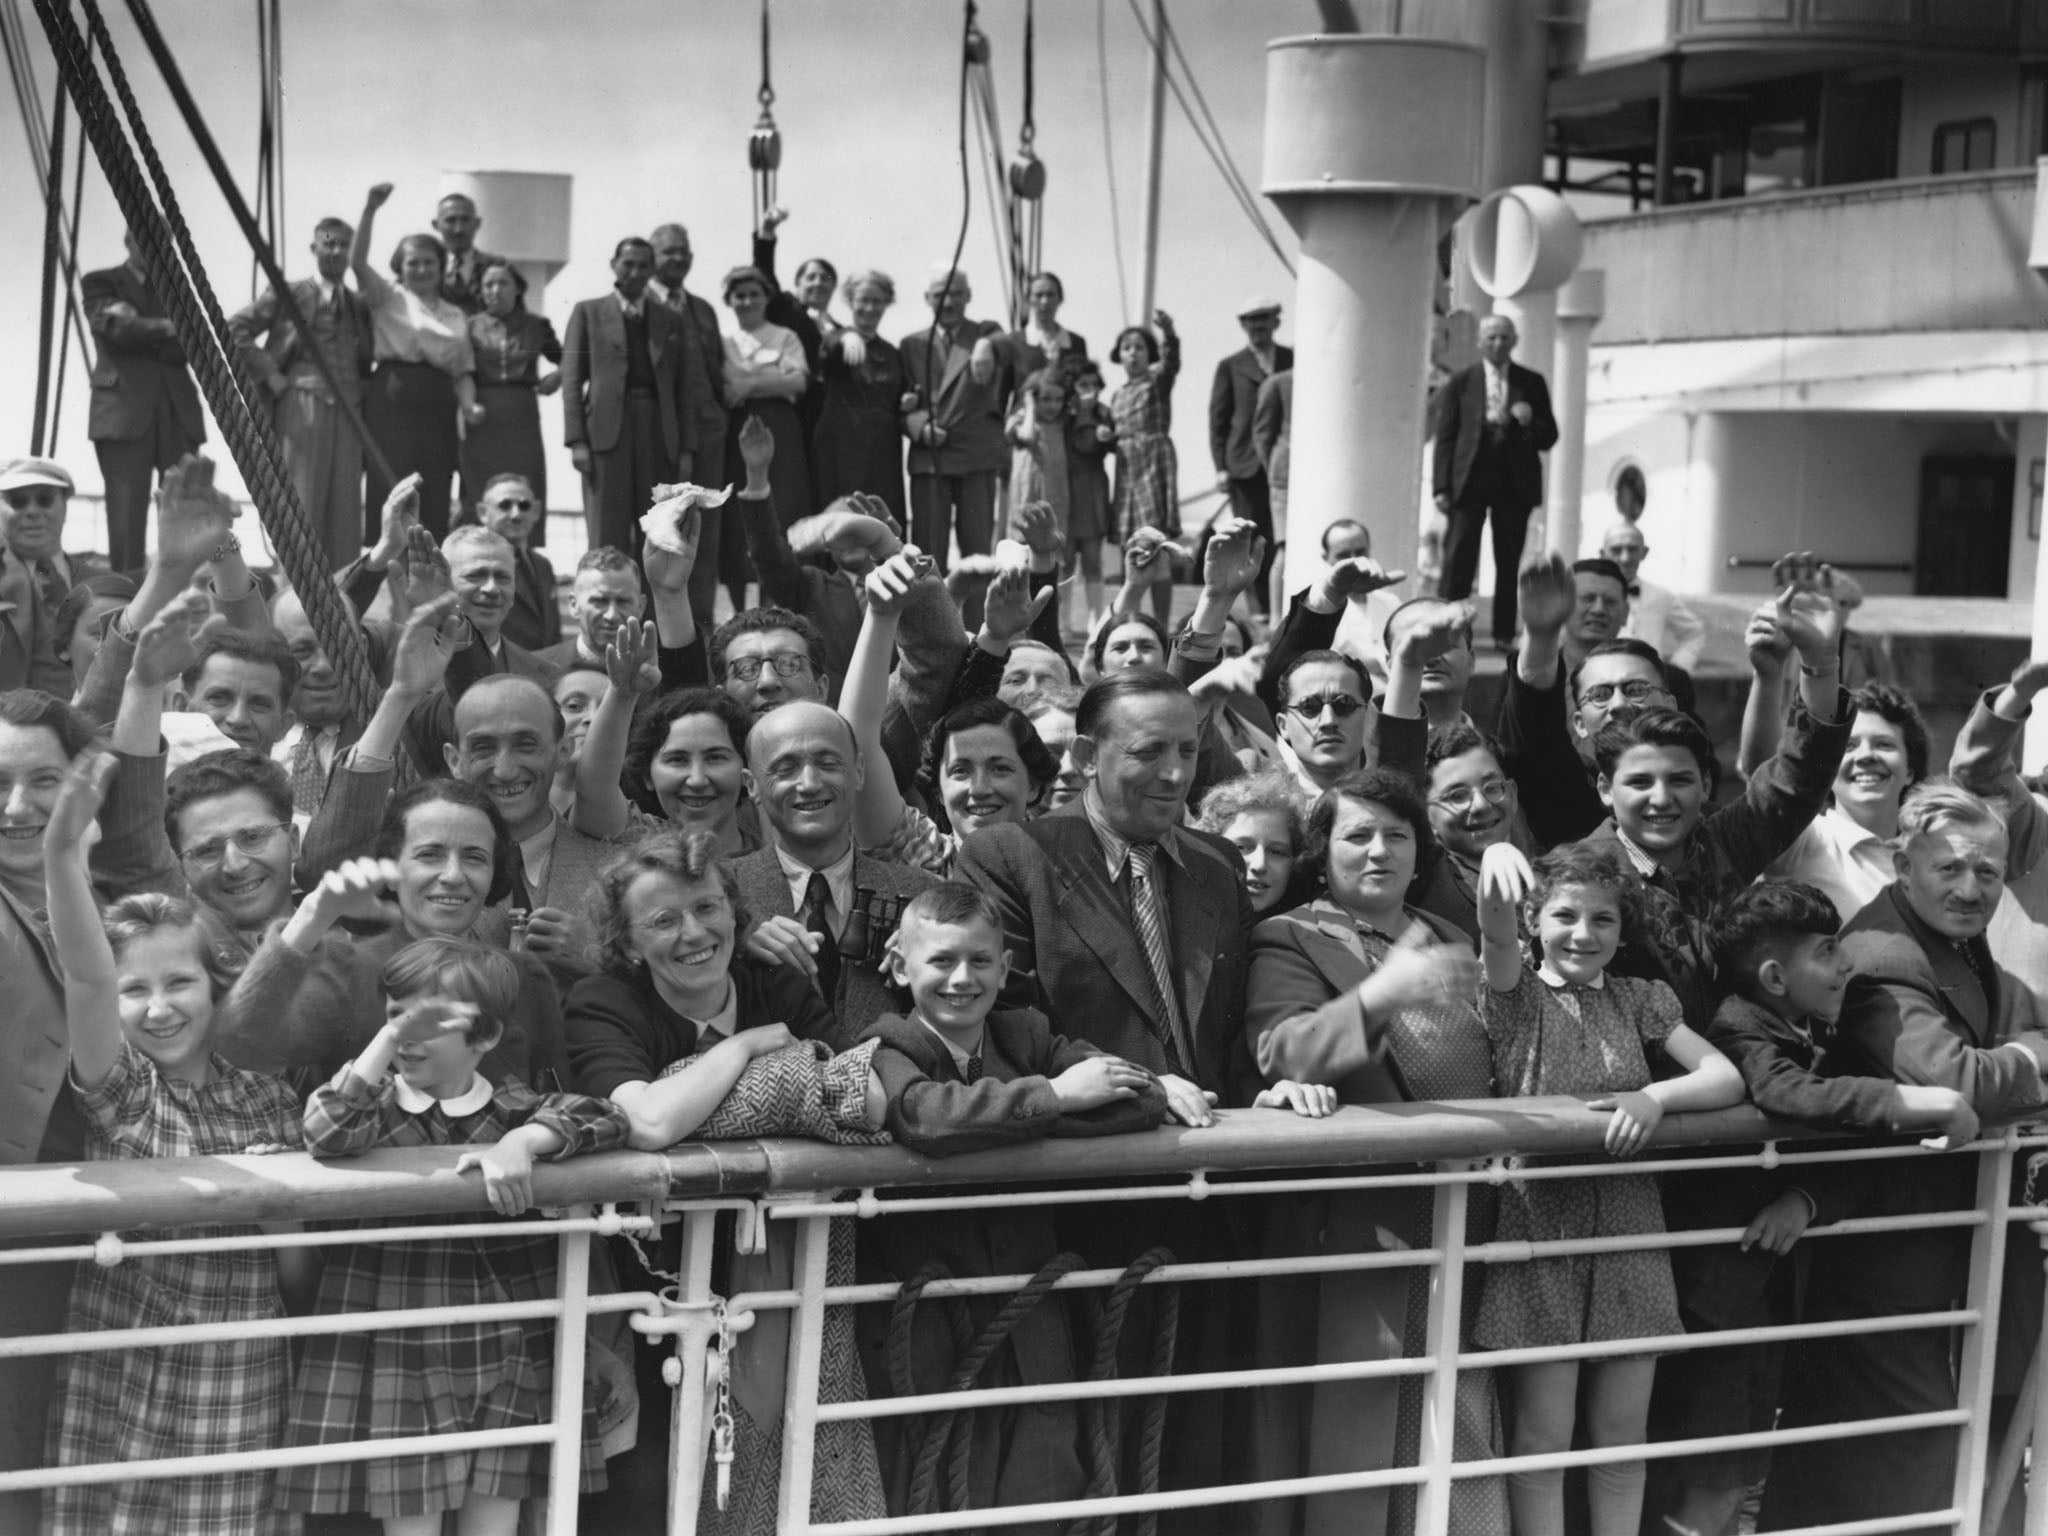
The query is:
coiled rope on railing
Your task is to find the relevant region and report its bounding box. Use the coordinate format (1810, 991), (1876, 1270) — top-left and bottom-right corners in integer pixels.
(29, 0), (382, 737)
(1078, 1244), (1178, 1536)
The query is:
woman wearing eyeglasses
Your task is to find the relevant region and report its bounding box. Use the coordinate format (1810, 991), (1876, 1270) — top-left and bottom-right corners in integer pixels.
(460, 261), (563, 535)
(1242, 767), (1507, 1534)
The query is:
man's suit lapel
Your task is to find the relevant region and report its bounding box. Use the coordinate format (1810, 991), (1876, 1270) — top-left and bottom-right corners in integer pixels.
(1893, 887), (1994, 1041)
(1164, 843), (1224, 1027)
(595, 297), (625, 358)
(1046, 824), (1164, 1028)
(0, 560), (33, 655)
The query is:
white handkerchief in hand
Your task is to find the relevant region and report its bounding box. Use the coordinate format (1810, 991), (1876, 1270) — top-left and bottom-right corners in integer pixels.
(641, 483), (734, 554)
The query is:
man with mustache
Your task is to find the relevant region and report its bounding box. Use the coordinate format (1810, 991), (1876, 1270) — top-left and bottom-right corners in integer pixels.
(1761, 783), (2048, 1533)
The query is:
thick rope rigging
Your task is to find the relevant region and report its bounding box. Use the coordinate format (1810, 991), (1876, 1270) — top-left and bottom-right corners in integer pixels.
(31, 0), (382, 739)
(118, 0), (397, 494)
(32, 84), (65, 455)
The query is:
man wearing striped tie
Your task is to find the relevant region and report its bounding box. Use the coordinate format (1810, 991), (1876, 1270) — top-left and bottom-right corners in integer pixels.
(956, 666), (1267, 1515)
(957, 667), (1259, 1122)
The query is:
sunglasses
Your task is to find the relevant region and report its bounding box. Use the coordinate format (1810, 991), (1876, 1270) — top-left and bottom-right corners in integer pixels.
(1286, 693), (1365, 721)
(3, 488), (62, 510)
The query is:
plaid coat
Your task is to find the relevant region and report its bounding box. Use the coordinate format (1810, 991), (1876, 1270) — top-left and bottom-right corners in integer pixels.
(280, 1068), (628, 1518)
(48, 1045), (303, 1536)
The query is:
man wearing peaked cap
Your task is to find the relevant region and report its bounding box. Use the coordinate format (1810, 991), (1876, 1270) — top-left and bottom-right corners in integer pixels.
(1210, 297), (1291, 618)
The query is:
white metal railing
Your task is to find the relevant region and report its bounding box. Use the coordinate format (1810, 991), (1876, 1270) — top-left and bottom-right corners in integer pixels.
(0, 1099), (2040, 1535)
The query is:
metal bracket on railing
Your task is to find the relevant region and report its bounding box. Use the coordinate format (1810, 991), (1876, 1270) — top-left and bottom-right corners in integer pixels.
(853, 1187), (881, 1219)
(1484, 1156), (1512, 1186)
(1759, 1141), (1781, 1171)
(92, 1232), (123, 1269)
(1187, 1169), (1212, 1201)
(665, 1196), (773, 1256)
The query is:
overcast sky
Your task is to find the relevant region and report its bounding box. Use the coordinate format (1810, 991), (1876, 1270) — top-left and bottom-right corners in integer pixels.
(1, 0), (1313, 523)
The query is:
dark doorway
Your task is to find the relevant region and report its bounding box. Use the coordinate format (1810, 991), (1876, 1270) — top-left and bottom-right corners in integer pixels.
(1916, 455), (2014, 597)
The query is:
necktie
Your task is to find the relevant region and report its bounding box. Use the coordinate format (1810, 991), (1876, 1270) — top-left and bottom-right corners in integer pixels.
(803, 872), (842, 1003)
(1126, 843), (1193, 1077)
(505, 842), (535, 913)
(287, 729), (327, 817)
(32, 558), (66, 624)
(964, 1055), (985, 1084)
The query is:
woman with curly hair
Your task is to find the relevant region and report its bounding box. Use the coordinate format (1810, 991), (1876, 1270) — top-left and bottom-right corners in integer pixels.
(621, 686), (761, 855)
(565, 828), (887, 1535)
(1191, 767), (1304, 916)
(1242, 766), (1506, 1535)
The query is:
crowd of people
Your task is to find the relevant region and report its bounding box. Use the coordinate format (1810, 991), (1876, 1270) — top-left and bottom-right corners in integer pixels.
(0, 196), (2041, 1536)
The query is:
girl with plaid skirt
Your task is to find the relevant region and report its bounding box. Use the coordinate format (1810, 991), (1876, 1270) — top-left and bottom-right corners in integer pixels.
(281, 937), (630, 1536)
(41, 751), (308, 1536)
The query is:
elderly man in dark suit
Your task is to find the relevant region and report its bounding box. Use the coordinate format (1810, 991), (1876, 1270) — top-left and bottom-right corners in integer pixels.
(1761, 784), (2048, 1534)
(83, 231), (207, 572)
(562, 237), (697, 558)
(227, 217), (374, 567)
(900, 267), (1007, 576)
(725, 700), (935, 1040)
(1434, 313), (1558, 647)
(1209, 298), (1292, 616)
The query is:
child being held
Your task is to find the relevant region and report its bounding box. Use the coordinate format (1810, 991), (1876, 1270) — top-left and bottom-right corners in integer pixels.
(41, 750), (309, 1536)
(1473, 843), (1744, 1536)
(280, 938), (631, 1536)
(856, 883), (1167, 1518)
(1645, 879), (1977, 1536)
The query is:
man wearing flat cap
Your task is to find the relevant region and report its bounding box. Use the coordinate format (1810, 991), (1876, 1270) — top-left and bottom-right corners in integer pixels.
(0, 459), (111, 696)
(1210, 297), (1291, 618)
(900, 265), (1007, 578)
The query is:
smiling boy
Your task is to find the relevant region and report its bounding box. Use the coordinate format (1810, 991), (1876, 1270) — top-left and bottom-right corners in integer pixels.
(857, 883), (1165, 1516)
(1647, 880), (1983, 1536)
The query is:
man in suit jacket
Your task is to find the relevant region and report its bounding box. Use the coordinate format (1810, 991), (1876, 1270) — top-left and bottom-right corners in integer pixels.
(648, 223), (730, 618)
(1433, 314), (1558, 647)
(0, 458), (112, 697)
(725, 701), (936, 1039)
(396, 527), (558, 777)
(227, 217), (375, 568)
(83, 232), (207, 572)
(955, 668), (1257, 1122)
(562, 238), (697, 558)
(432, 193), (509, 316)
(1209, 298), (1292, 616)
(900, 267), (1008, 575)
(1762, 787), (2048, 1533)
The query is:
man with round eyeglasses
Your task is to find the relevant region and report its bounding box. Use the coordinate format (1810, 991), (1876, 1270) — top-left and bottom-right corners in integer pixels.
(163, 749), (303, 944)
(1274, 648), (1372, 797)
(708, 606), (830, 720)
